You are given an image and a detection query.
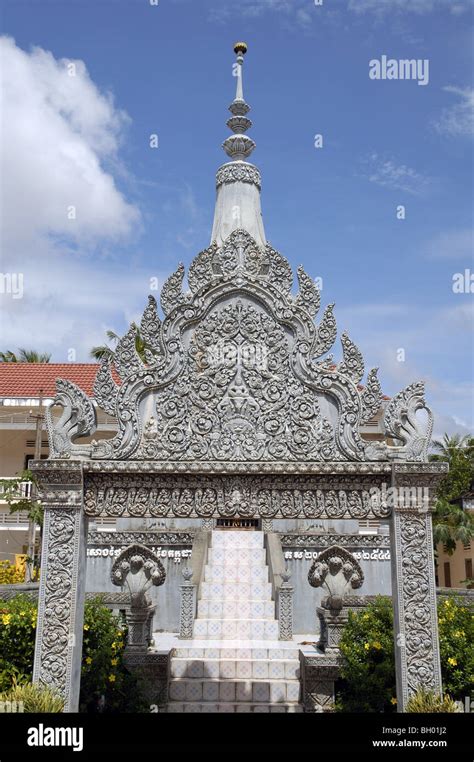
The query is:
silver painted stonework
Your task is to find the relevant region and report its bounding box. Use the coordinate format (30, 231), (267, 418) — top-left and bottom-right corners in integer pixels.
(32, 44), (447, 712)
(179, 565), (196, 639)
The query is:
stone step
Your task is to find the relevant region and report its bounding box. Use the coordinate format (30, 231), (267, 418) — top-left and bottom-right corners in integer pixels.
(203, 565), (269, 582)
(208, 547), (266, 564)
(211, 532), (264, 549)
(173, 645), (300, 660)
(169, 678), (301, 704)
(167, 702), (303, 713)
(197, 599), (275, 619)
(201, 581), (273, 600)
(170, 657), (300, 680)
(193, 619), (279, 640)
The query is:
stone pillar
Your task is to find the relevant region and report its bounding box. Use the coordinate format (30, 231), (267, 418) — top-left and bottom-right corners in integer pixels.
(32, 463), (87, 713)
(317, 606), (349, 655)
(125, 604), (155, 652)
(300, 653), (340, 713)
(179, 566), (196, 639)
(277, 571), (293, 641)
(391, 467), (442, 711)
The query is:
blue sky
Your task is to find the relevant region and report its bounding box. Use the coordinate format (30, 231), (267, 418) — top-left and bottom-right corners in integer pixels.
(1, 0), (473, 437)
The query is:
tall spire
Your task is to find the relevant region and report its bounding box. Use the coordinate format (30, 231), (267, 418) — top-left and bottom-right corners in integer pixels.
(211, 43), (266, 249)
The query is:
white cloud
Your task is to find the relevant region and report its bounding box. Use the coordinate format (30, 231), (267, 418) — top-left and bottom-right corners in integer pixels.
(0, 36), (140, 253)
(206, 0), (472, 24)
(0, 37), (146, 360)
(360, 153), (432, 195)
(433, 86), (474, 138)
(425, 229), (474, 259)
(348, 0), (471, 15)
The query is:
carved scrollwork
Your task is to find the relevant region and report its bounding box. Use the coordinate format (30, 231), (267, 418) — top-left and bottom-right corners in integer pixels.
(312, 304), (337, 358)
(161, 263), (185, 315)
(295, 265), (321, 318)
(360, 368), (382, 424)
(93, 358), (118, 416)
(41, 229), (435, 464)
(216, 162), (261, 189)
(337, 332), (364, 385)
(139, 295), (163, 363)
(114, 324), (143, 381)
(265, 243), (293, 294)
(393, 511), (442, 704)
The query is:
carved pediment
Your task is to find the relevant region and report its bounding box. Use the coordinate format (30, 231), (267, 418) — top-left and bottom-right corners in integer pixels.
(45, 230), (433, 464)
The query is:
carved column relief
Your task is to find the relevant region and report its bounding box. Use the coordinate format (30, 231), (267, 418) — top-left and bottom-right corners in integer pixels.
(390, 467), (443, 711)
(32, 464), (87, 713)
(179, 567), (197, 639)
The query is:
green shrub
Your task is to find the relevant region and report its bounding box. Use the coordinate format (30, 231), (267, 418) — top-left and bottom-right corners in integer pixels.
(0, 595), (37, 690)
(80, 596), (146, 713)
(406, 687), (460, 713)
(336, 594), (474, 712)
(0, 679), (64, 712)
(336, 596), (396, 713)
(438, 596), (474, 699)
(0, 594), (146, 712)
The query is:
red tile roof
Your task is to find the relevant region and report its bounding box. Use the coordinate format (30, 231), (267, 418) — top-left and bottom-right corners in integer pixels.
(0, 364), (101, 399)
(0, 363), (390, 402)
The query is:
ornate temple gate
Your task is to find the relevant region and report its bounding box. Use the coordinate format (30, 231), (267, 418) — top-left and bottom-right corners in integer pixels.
(32, 458), (445, 712)
(31, 44), (447, 713)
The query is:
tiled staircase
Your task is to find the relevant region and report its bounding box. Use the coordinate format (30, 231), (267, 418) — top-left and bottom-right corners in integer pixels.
(167, 530), (302, 712)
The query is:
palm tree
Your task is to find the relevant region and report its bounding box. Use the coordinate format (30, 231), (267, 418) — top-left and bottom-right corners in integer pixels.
(90, 325), (151, 363)
(0, 348), (51, 363)
(431, 433), (470, 460)
(90, 330), (120, 362)
(429, 432), (474, 554)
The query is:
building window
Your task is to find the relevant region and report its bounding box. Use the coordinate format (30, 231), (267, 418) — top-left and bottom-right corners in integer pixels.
(465, 558), (473, 581)
(443, 561), (451, 588)
(358, 519), (380, 534)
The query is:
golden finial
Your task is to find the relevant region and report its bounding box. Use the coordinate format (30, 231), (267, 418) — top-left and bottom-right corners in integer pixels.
(234, 41), (248, 56)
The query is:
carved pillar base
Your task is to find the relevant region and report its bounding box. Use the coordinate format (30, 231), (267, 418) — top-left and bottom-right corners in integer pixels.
(317, 606), (349, 655)
(300, 654), (340, 713)
(125, 604), (155, 652)
(124, 651), (171, 709)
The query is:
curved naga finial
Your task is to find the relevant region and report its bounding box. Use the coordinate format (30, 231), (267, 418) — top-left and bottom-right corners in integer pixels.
(46, 379), (97, 458)
(383, 381), (433, 462)
(308, 545), (364, 609)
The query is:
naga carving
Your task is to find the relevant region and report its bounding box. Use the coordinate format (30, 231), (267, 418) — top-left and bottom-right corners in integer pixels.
(46, 379), (97, 459)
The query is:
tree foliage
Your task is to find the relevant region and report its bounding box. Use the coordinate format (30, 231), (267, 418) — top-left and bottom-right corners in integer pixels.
(0, 349), (51, 363)
(336, 595), (474, 712)
(429, 433), (474, 554)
